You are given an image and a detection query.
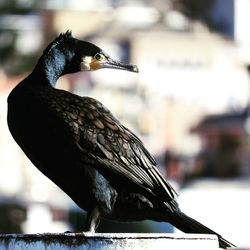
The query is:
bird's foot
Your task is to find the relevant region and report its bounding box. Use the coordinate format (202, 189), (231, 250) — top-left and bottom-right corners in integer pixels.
(84, 207), (100, 233)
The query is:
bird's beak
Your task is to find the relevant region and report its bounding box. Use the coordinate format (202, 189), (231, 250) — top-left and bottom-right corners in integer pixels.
(90, 57), (139, 73)
(100, 57), (139, 73)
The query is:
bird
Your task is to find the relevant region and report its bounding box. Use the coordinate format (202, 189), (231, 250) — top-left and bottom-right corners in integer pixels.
(7, 31), (234, 249)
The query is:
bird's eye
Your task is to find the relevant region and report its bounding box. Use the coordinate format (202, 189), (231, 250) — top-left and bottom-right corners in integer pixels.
(95, 53), (102, 61)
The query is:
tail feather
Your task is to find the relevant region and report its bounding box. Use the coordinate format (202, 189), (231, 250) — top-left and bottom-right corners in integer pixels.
(168, 212), (235, 249)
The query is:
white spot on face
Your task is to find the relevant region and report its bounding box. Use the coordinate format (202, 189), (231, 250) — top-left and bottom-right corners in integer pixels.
(80, 56), (93, 71)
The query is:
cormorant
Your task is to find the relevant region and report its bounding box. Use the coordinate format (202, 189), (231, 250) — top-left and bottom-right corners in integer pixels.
(7, 31), (234, 248)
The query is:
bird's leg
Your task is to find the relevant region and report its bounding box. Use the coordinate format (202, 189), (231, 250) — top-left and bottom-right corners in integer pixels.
(84, 207), (100, 233)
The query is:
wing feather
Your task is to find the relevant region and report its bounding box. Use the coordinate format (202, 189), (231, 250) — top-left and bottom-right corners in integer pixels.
(76, 96), (176, 201)
(40, 89), (177, 203)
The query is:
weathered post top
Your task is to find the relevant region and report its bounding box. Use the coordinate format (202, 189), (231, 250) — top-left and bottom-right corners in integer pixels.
(0, 233), (220, 250)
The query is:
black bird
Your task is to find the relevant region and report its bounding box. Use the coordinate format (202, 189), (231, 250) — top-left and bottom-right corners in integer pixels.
(7, 31), (233, 248)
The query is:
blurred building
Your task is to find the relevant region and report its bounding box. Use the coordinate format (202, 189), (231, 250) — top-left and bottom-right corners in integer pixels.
(190, 107), (250, 180)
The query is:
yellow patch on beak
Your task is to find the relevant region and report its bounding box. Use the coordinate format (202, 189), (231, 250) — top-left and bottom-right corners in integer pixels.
(81, 56), (101, 71)
(89, 60), (101, 71)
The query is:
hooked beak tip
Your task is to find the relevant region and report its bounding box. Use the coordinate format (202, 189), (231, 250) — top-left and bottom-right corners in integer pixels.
(115, 62), (139, 73)
(130, 64), (139, 73)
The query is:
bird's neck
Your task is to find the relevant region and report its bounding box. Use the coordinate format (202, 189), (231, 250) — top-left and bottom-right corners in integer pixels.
(30, 48), (66, 87)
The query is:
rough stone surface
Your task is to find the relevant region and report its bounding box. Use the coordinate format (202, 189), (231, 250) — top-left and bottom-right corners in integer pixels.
(0, 233), (220, 250)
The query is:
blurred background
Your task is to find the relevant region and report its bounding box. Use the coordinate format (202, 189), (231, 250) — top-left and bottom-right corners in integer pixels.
(0, 0), (250, 248)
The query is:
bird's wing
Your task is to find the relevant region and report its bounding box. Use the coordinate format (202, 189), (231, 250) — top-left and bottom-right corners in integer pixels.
(42, 89), (176, 204)
(77, 96), (176, 202)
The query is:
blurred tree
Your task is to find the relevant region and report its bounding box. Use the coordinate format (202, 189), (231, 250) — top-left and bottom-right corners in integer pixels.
(172, 0), (214, 25)
(0, 198), (26, 234)
(0, 0), (39, 76)
(0, 0), (34, 14)
(171, 0), (234, 39)
(0, 31), (16, 63)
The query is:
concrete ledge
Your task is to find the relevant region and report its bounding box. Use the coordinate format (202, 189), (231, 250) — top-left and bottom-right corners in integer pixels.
(0, 233), (220, 250)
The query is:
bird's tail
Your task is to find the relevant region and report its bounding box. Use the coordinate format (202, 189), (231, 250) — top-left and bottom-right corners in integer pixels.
(167, 211), (235, 249)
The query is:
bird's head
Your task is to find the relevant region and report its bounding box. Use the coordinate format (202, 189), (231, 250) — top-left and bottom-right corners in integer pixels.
(42, 31), (138, 77)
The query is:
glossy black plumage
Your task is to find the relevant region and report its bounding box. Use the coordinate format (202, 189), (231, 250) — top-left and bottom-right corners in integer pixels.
(7, 31), (234, 248)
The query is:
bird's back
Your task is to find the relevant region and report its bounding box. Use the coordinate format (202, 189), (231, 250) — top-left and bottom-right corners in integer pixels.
(8, 77), (177, 211)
